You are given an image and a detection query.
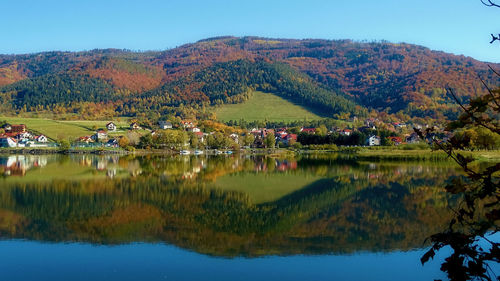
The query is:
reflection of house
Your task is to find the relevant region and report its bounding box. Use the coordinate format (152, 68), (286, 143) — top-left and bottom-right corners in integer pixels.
(107, 169), (117, 178)
(366, 135), (381, 146)
(0, 155), (34, 176)
(158, 121), (173, 129)
(275, 159), (298, 171)
(106, 122), (117, 131)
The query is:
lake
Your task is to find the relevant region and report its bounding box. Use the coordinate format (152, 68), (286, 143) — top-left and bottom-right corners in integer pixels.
(0, 153), (474, 280)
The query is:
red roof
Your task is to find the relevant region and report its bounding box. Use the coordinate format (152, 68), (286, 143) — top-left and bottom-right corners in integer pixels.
(1, 132), (21, 138)
(388, 136), (403, 143)
(301, 128), (316, 133)
(10, 125), (26, 133)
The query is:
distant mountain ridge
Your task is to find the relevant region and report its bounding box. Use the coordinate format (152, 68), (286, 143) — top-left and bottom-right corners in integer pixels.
(1, 36), (499, 121)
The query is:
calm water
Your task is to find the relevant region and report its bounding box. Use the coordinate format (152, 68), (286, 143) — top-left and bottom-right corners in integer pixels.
(0, 154), (472, 280)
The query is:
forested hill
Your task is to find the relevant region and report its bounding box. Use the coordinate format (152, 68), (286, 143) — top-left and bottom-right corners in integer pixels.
(1, 36), (499, 121)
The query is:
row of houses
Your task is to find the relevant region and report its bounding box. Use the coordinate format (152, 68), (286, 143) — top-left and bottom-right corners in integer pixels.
(248, 125), (429, 147)
(0, 124), (49, 148)
(105, 122), (141, 131)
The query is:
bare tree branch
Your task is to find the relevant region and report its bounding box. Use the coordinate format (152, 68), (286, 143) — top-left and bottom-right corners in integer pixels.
(447, 88), (500, 134)
(490, 34), (500, 44)
(488, 65), (500, 77)
(481, 0), (500, 7)
(477, 75), (500, 108)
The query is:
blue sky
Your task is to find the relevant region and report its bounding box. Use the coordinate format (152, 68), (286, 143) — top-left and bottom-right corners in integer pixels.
(1, 0), (499, 62)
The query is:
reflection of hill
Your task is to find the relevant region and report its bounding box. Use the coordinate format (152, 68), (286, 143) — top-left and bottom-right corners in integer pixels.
(0, 162), (458, 257)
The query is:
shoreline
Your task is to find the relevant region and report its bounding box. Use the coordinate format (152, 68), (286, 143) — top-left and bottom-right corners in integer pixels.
(1, 147), (499, 162)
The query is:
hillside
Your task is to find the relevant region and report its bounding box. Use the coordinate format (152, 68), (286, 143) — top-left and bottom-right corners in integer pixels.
(1, 36), (499, 122)
(214, 91), (322, 122)
(0, 117), (133, 140)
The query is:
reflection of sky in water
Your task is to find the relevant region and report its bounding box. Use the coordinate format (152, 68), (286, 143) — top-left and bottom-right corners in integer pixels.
(0, 241), (448, 281)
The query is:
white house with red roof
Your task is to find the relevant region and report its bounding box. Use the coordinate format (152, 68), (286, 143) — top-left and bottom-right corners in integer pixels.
(0, 137), (17, 148)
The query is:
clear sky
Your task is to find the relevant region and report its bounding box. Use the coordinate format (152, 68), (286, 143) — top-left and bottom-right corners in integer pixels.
(1, 0), (499, 62)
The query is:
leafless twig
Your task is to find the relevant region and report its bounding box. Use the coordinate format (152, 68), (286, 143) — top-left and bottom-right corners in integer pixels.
(481, 0), (500, 7)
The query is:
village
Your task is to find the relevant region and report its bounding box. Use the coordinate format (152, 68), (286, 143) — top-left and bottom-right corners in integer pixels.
(0, 117), (437, 152)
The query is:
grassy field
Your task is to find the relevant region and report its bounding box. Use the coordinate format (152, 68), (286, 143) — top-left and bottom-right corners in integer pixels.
(214, 91), (323, 122)
(212, 172), (321, 204)
(0, 117), (145, 141)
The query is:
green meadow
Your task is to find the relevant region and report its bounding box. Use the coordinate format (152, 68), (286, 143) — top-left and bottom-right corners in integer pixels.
(0, 117), (141, 140)
(214, 91), (323, 122)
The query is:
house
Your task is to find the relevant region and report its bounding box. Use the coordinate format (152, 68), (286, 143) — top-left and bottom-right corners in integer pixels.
(130, 122), (141, 130)
(10, 124), (26, 134)
(406, 132), (420, 144)
(284, 134), (297, 145)
(92, 130), (108, 141)
(262, 129), (275, 138)
(364, 118), (378, 128)
(181, 120), (195, 129)
(158, 120), (173, 129)
(229, 133), (239, 143)
(387, 136), (403, 145)
(188, 127), (201, 133)
(1, 124), (12, 132)
(358, 126), (375, 133)
(366, 135), (381, 146)
(300, 127), (316, 134)
(250, 128), (262, 137)
(35, 135), (48, 143)
(340, 129), (352, 136)
(275, 128), (288, 137)
(17, 132), (32, 140)
(392, 122), (407, 129)
(77, 136), (94, 143)
(106, 138), (119, 147)
(0, 137), (17, 148)
(194, 131), (205, 143)
(106, 122), (117, 131)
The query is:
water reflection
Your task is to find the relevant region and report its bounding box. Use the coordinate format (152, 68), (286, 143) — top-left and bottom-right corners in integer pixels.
(0, 155), (48, 176)
(0, 154), (460, 257)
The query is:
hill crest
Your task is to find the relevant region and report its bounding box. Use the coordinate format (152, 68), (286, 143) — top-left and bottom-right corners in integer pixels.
(1, 36), (499, 122)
